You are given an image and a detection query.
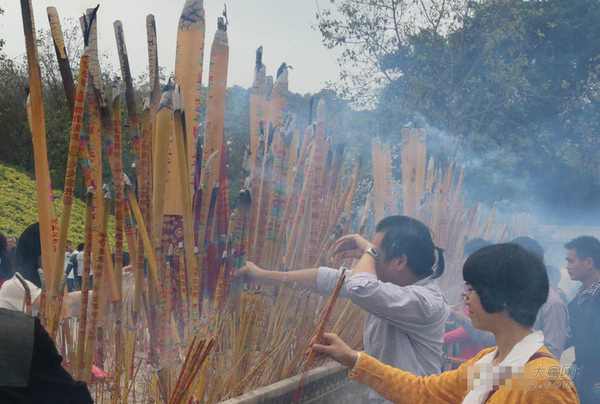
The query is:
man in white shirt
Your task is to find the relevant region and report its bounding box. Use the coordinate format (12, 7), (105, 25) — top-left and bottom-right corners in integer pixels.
(75, 247), (93, 290)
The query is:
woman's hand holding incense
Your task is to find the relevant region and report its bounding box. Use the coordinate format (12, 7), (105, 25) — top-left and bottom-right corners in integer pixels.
(333, 234), (374, 260)
(310, 332), (359, 368)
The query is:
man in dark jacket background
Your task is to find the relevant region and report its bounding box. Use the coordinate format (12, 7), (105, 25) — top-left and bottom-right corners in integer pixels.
(565, 235), (600, 404)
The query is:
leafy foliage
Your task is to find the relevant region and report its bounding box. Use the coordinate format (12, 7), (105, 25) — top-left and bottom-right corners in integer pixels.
(319, 0), (600, 222)
(0, 163), (116, 244)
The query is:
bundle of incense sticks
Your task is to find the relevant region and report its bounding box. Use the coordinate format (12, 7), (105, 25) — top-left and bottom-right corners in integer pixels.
(20, 0), (507, 402)
(168, 336), (215, 404)
(293, 268), (347, 403)
(381, 128), (505, 303)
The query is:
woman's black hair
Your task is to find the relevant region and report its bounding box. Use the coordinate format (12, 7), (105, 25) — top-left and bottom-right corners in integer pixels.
(375, 215), (444, 279)
(15, 223), (42, 287)
(463, 243), (549, 327)
(0, 232), (13, 280)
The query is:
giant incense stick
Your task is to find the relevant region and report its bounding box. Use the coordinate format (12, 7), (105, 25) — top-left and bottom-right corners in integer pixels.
(79, 8), (104, 307)
(174, 0), (206, 195)
(250, 47), (267, 168)
(125, 176), (160, 304)
(306, 100), (328, 266)
(49, 16), (94, 334)
(83, 187), (111, 383)
(252, 66), (289, 266)
(196, 18), (229, 273)
(199, 16), (229, 187)
(173, 86), (196, 313)
(152, 89), (174, 247)
(265, 117), (293, 269)
(146, 14), (160, 163)
(20, 0), (59, 304)
(47, 7), (75, 117)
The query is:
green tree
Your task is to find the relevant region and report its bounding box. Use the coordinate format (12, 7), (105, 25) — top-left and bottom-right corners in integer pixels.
(319, 0), (600, 222)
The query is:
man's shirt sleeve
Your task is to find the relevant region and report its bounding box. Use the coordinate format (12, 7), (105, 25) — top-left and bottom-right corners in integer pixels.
(317, 267), (351, 298)
(343, 272), (448, 328)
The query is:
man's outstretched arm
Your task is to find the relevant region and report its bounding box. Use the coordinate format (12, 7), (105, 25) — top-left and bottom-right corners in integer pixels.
(234, 261), (320, 292)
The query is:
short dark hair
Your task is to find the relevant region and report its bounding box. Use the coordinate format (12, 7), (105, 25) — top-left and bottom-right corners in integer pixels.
(77, 243), (85, 252)
(375, 215), (444, 279)
(463, 243), (549, 327)
(15, 222), (42, 287)
(564, 236), (600, 269)
(511, 236), (544, 259)
(464, 238), (492, 257)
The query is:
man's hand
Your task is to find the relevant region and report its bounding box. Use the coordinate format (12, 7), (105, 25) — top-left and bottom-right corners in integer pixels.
(234, 261), (266, 281)
(310, 333), (359, 368)
(332, 234), (374, 260)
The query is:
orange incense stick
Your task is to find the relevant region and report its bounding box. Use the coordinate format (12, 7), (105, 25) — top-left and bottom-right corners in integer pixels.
(20, 0), (59, 309)
(83, 187), (111, 383)
(49, 35), (93, 337)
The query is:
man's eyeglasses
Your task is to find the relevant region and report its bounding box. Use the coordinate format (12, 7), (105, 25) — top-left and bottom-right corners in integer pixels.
(461, 290), (474, 302)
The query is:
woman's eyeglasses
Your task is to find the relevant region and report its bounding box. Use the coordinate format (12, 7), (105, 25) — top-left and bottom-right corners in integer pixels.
(461, 290), (474, 302)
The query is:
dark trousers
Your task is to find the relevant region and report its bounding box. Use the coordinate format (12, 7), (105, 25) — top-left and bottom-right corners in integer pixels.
(75, 275), (93, 291)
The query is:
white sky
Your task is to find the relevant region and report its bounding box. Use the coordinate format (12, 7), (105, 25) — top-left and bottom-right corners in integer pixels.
(0, 0), (343, 94)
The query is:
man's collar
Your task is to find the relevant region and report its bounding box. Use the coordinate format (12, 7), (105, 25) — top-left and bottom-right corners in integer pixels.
(576, 277), (600, 306)
(577, 276), (600, 295)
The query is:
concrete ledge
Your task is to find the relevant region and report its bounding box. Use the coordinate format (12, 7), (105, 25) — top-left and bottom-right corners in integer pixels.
(220, 362), (353, 404)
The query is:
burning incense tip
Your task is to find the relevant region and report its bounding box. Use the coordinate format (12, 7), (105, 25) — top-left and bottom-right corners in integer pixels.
(158, 89), (173, 112)
(179, 0), (205, 29)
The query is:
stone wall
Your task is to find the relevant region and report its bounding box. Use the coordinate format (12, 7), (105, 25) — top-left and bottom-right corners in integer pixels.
(220, 362), (370, 404)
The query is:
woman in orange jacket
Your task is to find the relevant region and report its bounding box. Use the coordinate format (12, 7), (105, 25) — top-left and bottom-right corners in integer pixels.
(312, 242), (579, 403)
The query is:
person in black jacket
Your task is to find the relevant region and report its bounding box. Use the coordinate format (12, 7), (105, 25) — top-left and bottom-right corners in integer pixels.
(15, 223), (43, 287)
(0, 222), (93, 403)
(0, 308), (93, 403)
(565, 235), (600, 404)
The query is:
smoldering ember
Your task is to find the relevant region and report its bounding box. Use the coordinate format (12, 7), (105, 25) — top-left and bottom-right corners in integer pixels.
(0, 0), (599, 403)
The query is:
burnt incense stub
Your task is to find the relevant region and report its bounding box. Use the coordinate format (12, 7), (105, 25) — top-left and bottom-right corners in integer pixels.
(179, 0), (205, 30)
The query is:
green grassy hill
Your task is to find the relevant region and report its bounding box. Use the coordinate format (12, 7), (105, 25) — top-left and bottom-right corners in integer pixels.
(0, 164), (115, 245)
